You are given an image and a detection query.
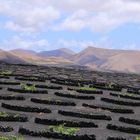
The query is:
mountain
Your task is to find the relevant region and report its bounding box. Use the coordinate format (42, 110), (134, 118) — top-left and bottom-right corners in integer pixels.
(38, 48), (75, 59)
(73, 47), (140, 73)
(2, 47), (140, 73)
(100, 51), (140, 73)
(11, 49), (37, 55)
(10, 49), (42, 63)
(71, 47), (119, 70)
(10, 49), (74, 65)
(0, 49), (26, 64)
(72, 46), (120, 64)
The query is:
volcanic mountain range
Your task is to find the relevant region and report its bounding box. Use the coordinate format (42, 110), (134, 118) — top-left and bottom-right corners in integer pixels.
(0, 47), (140, 73)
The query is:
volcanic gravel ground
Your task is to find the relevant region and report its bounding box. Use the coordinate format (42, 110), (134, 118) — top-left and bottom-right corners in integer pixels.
(0, 63), (139, 140)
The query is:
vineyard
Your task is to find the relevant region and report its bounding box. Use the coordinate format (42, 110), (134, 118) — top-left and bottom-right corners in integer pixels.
(0, 63), (139, 140)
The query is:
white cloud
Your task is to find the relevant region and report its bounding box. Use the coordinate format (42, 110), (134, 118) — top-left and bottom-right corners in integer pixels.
(0, 36), (139, 52)
(0, 0), (140, 33)
(4, 21), (36, 33)
(54, 0), (140, 32)
(0, 36), (96, 52)
(54, 39), (96, 51)
(122, 43), (140, 50)
(94, 36), (114, 49)
(53, 10), (88, 31)
(51, 37), (117, 53)
(0, 36), (49, 51)
(0, 0), (60, 33)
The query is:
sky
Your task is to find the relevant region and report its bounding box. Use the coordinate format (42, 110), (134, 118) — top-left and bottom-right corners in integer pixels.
(0, 0), (140, 52)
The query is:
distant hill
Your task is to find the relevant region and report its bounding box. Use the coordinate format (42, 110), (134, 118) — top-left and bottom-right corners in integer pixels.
(11, 49), (37, 55)
(99, 51), (140, 73)
(10, 49), (74, 65)
(73, 46), (140, 73)
(0, 49), (26, 64)
(10, 49), (44, 63)
(3, 47), (140, 73)
(38, 48), (75, 59)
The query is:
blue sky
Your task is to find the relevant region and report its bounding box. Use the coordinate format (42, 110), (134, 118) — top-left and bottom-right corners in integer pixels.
(0, 0), (140, 52)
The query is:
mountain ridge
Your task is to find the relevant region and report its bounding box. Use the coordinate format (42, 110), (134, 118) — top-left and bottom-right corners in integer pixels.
(1, 46), (140, 73)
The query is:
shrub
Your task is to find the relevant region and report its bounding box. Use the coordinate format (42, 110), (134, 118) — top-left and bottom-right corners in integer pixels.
(136, 136), (140, 140)
(0, 71), (12, 75)
(105, 82), (114, 89)
(79, 86), (96, 91)
(49, 124), (79, 136)
(0, 112), (8, 117)
(20, 83), (36, 91)
(0, 135), (23, 140)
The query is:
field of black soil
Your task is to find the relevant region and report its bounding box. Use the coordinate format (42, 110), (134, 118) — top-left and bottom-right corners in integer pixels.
(0, 63), (140, 140)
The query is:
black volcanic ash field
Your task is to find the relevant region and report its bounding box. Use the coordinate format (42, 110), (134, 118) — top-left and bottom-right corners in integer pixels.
(0, 63), (140, 140)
